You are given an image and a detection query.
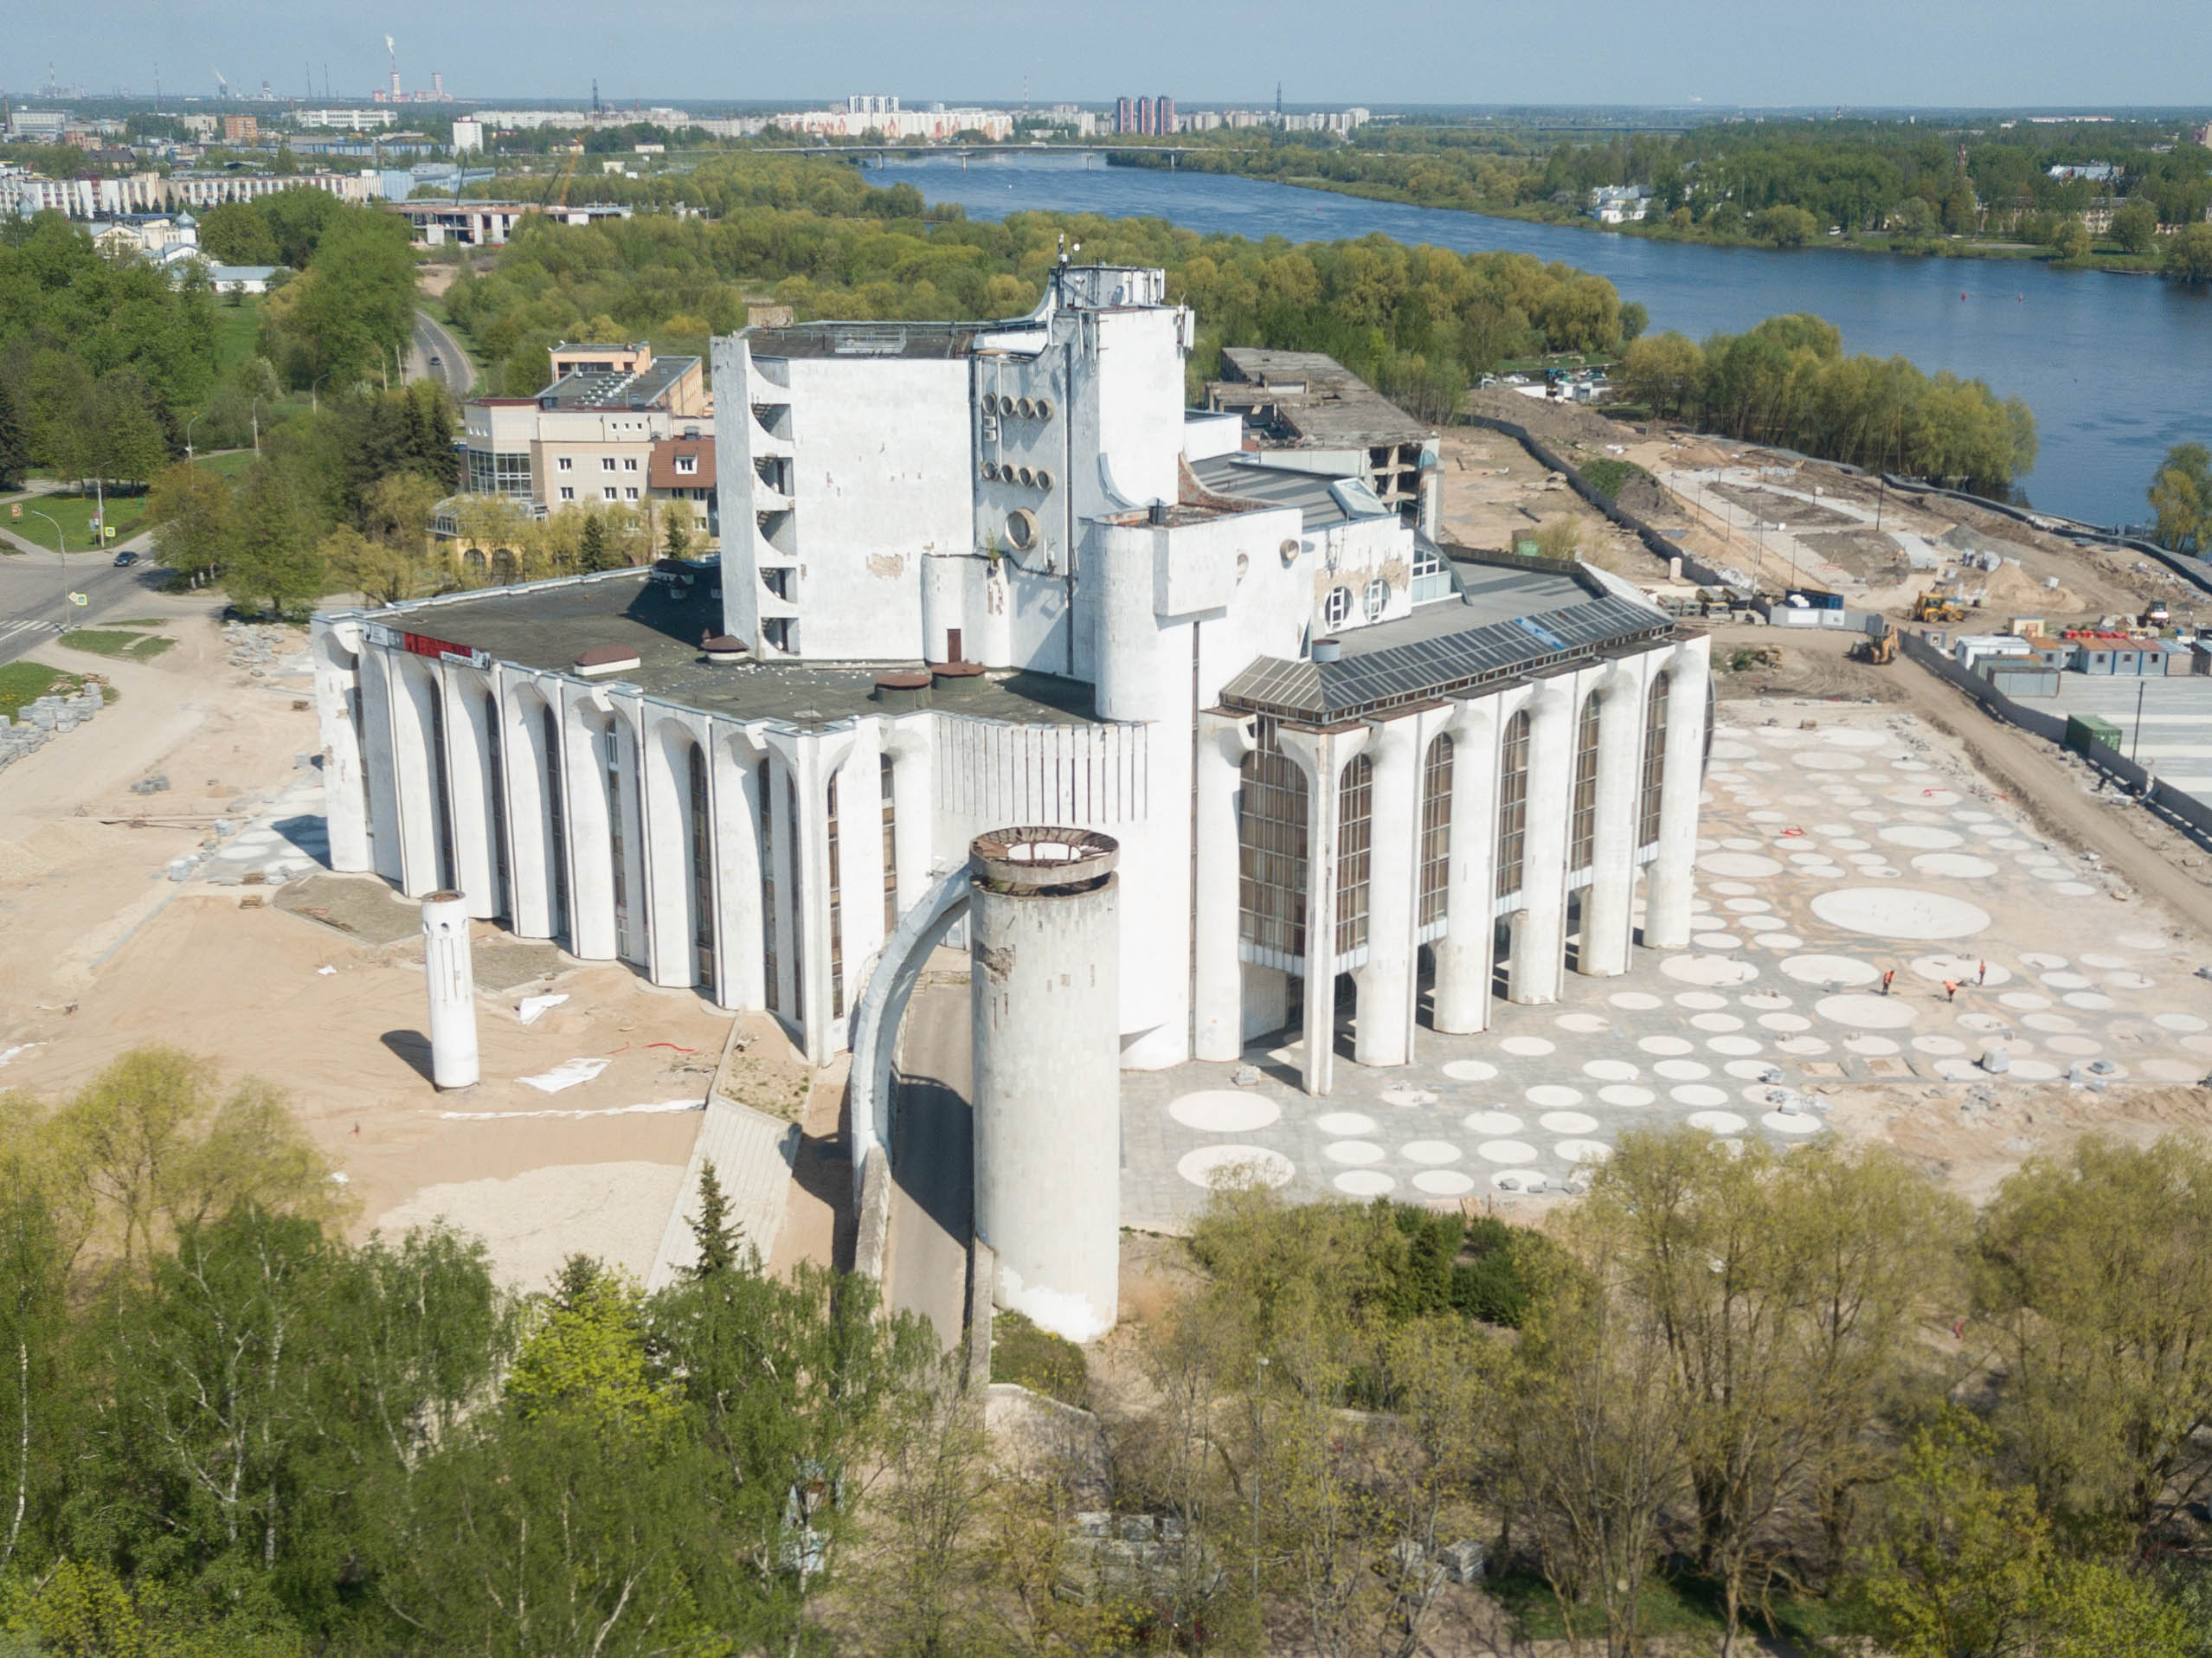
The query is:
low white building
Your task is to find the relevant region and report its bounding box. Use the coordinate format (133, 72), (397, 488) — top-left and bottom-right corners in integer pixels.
(1588, 185), (1656, 224)
(312, 267), (1707, 1105)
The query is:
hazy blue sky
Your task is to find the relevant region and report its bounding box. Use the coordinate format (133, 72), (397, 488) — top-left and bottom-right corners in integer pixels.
(23, 0), (2212, 109)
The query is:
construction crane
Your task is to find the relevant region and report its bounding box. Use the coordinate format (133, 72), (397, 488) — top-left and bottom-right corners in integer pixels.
(539, 139), (582, 210)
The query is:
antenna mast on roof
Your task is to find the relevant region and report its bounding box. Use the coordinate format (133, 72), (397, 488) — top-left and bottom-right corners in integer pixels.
(591, 77), (601, 113)
(1276, 80), (1283, 124)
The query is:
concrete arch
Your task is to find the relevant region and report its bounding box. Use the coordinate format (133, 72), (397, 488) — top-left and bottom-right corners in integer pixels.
(558, 695), (623, 961)
(501, 680), (568, 943)
(311, 624), (374, 874)
(643, 714), (717, 994)
(440, 668), (505, 920)
(387, 650), (453, 897)
(706, 727), (768, 1012)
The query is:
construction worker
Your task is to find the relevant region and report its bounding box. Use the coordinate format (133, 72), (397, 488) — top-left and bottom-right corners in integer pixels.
(1977, 960), (1988, 986)
(1944, 980), (1958, 1003)
(1881, 968), (1896, 997)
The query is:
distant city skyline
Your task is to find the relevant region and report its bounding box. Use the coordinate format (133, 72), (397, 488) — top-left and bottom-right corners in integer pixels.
(16, 0), (2212, 111)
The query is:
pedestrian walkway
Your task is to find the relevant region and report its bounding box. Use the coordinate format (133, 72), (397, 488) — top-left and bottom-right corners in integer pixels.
(0, 619), (65, 648)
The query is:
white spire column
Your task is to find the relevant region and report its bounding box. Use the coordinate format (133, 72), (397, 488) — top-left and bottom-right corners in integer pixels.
(1643, 634), (1712, 952)
(1354, 714), (1422, 1069)
(1431, 696), (1500, 1035)
(1193, 711), (1256, 1063)
(1508, 684), (1575, 1005)
(1580, 665), (1648, 977)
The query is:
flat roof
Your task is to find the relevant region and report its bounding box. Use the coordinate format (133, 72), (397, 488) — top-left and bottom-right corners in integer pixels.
(1213, 347), (1431, 451)
(536, 355), (698, 411)
(355, 568), (1102, 729)
(1189, 456), (1390, 530)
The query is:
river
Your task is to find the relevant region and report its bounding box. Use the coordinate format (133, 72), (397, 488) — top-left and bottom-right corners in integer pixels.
(883, 152), (2212, 530)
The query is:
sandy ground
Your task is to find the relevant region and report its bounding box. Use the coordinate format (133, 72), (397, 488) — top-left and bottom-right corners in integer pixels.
(0, 608), (748, 1295)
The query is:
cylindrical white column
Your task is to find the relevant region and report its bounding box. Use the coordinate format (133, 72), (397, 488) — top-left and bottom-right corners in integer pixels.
(969, 828), (1121, 1342)
(1431, 697), (1500, 1034)
(421, 892), (479, 1090)
(1581, 667), (1646, 977)
(1192, 716), (1253, 1063)
(1510, 686), (1574, 1005)
(1645, 636), (1712, 952)
(1354, 716), (1421, 1069)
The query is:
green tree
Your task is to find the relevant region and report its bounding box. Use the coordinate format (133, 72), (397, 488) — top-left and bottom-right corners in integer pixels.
(2112, 199), (2160, 255)
(2049, 217), (2093, 260)
(1973, 1134), (2212, 1544)
(2148, 442), (2212, 553)
(659, 499), (693, 562)
(1756, 203), (1821, 247)
(145, 462), (233, 581)
(577, 512), (619, 573)
(503, 1262), (672, 1436)
(2162, 222), (2212, 285)
(196, 202), (280, 267)
(222, 463), (328, 617)
(0, 372), (29, 490)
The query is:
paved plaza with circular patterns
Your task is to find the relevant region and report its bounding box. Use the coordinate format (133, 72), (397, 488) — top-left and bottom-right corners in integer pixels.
(1121, 703), (2212, 1228)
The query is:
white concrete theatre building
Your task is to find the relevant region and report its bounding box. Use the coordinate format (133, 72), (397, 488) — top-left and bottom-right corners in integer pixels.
(311, 264), (1709, 1102)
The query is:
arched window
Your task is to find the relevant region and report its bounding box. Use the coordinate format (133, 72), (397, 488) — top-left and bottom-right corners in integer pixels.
(1335, 753), (1373, 956)
(1238, 719), (1309, 964)
(483, 691), (509, 919)
(602, 719), (631, 959)
(1569, 695), (1603, 871)
(1496, 711), (1531, 900)
(826, 774), (845, 1018)
(1419, 733), (1453, 929)
(687, 743), (715, 986)
(757, 757), (779, 1013)
(1638, 673), (1669, 848)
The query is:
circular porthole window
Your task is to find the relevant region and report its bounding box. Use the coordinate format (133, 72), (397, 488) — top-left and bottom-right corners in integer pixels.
(1004, 508), (1040, 551)
(1034, 397), (1053, 420)
(1323, 586), (1352, 627)
(981, 460), (1000, 481)
(1364, 579), (1388, 620)
(1279, 537), (1302, 567)
(1033, 467), (1054, 492)
(1016, 396), (1036, 419)
(1234, 552), (1251, 581)
(1017, 466), (1034, 487)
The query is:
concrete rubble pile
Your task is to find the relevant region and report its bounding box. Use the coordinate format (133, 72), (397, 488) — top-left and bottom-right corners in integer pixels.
(223, 620), (298, 677)
(0, 684), (107, 774)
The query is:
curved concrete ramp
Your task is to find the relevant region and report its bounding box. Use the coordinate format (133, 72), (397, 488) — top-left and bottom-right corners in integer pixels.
(847, 862), (971, 1181)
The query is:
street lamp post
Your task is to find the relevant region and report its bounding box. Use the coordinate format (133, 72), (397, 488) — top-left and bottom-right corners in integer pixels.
(252, 395), (265, 458)
(2133, 678), (2148, 765)
(1251, 1353), (1270, 1602)
(25, 508), (65, 563)
(184, 409), (205, 465)
(311, 370), (332, 414)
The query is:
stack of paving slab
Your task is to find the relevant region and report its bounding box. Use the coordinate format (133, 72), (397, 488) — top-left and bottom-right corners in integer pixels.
(222, 621), (298, 678)
(0, 685), (106, 773)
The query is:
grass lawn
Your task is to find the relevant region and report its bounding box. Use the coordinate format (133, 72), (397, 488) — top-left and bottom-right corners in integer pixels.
(190, 449), (257, 479)
(5, 491), (148, 554)
(0, 661), (85, 720)
(60, 629), (174, 661)
(211, 297), (263, 380)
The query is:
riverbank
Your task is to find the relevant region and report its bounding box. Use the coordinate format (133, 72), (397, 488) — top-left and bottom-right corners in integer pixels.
(1133, 158), (2167, 278)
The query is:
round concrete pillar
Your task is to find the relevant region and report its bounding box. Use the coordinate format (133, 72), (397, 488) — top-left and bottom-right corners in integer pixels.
(968, 827), (1120, 1341)
(421, 892), (479, 1090)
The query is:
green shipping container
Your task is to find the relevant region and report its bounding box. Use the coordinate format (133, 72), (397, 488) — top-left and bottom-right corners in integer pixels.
(2065, 713), (2123, 755)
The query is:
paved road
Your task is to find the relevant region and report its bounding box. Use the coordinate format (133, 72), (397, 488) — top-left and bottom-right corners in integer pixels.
(408, 308), (475, 397)
(884, 980), (974, 1352)
(0, 528), (166, 668)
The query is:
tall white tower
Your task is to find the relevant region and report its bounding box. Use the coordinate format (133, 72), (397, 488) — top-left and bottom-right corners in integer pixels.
(968, 828), (1121, 1341)
(421, 891), (479, 1089)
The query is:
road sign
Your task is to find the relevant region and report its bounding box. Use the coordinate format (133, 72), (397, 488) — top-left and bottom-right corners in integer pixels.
(104, 526), (117, 540)
(67, 593), (87, 607)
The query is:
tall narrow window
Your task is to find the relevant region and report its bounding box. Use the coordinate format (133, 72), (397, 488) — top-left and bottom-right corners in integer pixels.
(1334, 753), (1373, 956)
(1569, 695), (1602, 871)
(1419, 733), (1453, 929)
(758, 757), (779, 1013)
(880, 755), (898, 935)
(543, 704), (569, 943)
(427, 682), (456, 893)
(1238, 718), (1309, 964)
(1638, 673), (1669, 849)
(687, 743), (715, 988)
(484, 693), (509, 920)
(1496, 710), (1531, 900)
(603, 722), (629, 958)
(787, 768), (805, 1027)
(826, 774), (845, 1019)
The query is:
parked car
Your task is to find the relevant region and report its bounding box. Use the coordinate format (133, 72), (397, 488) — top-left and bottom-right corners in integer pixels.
(113, 550), (138, 568)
